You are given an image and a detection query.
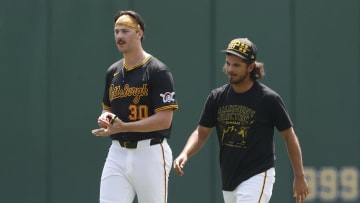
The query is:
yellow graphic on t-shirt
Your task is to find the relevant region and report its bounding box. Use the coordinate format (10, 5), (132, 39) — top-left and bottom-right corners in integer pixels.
(218, 105), (255, 148)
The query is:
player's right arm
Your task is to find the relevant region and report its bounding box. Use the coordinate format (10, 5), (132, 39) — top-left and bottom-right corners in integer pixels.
(280, 127), (309, 202)
(173, 125), (212, 176)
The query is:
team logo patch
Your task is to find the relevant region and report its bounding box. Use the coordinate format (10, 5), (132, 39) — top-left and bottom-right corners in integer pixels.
(160, 92), (175, 103)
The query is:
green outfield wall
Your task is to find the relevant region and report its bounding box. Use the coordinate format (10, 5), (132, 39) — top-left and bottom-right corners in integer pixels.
(0, 0), (359, 202)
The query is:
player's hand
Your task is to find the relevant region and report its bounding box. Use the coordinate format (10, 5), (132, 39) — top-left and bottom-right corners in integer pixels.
(173, 153), (188, 176)
(93, 112), (121, 136)
(293, 175), (309, 203)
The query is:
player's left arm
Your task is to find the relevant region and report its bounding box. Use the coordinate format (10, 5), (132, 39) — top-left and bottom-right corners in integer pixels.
(280, 127), (309, 203)
(117, 108), (173, 132)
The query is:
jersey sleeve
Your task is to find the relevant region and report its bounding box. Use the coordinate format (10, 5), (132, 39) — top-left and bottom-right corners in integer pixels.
(101, 74), (111, 111)
(150, 68), (178, 112)
(199, 90), (218, 128)
(101, 62), (120, 111)
(268, 94), (293, 131)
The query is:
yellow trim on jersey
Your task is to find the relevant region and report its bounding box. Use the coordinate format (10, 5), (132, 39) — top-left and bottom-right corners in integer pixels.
(102, 103), (112, 111)
(155, 105), (179, 113)
(123, 55), (152, 71)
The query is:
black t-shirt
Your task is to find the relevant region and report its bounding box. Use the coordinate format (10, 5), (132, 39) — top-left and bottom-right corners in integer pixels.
(102, 55), (178, 142)
(199, 81), (293, 191)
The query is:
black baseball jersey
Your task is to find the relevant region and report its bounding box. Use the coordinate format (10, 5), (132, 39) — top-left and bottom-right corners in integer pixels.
(199, 81), (293, 191)
(102, 55), (178, 142)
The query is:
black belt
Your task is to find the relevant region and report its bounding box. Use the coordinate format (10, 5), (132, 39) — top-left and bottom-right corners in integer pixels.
(118, 137), (164, 149)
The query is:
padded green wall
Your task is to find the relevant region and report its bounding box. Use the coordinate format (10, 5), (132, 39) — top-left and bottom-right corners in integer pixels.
(0, 0), (359, 202)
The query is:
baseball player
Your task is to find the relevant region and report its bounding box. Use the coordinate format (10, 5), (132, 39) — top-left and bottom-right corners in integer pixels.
(173, 38), (309, 203)
(92, 10), (178, 203)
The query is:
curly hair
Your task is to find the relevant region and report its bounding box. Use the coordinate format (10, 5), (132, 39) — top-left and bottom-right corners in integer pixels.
(250, 61), (265, 80)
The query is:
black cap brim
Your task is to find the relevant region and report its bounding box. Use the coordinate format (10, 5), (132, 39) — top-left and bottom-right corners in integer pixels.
(220, 50), (248, 61)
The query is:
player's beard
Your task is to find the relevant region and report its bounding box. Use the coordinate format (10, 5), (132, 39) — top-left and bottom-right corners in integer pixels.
(228, 72), (249, 85)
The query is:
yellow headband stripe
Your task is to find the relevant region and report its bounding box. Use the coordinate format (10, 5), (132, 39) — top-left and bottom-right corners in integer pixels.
(115, 15), (141, 31)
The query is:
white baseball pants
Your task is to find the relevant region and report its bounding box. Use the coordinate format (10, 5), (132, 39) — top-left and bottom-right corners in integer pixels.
(222, 167), (275, 203)
(99, 139), (172, 203)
